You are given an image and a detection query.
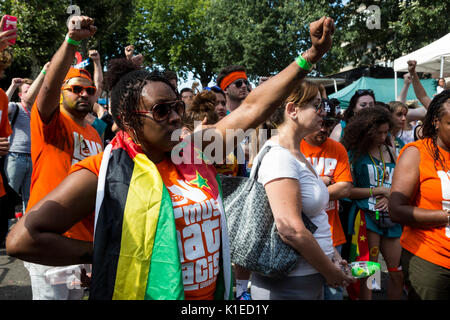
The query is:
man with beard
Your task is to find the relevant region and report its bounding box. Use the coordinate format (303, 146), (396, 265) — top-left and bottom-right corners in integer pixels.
(25, 16), (102, 300)
(300, 99), (353, 300)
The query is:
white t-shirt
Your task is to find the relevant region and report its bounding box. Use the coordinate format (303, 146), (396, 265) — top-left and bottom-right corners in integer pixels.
(253, 140), (334, 276)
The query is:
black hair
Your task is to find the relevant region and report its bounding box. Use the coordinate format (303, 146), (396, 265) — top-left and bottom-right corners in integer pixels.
(343, 89), (376, 122)
(342, 106), (393, 162)
(421, 89), (450, 171)
(103, 58), (177, 133)
(216, 65), (246, 89)
(163, 70), (178, 81)
(180, 87), (193, 95)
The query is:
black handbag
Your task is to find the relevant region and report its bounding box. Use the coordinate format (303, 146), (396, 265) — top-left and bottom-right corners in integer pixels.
(365, 210), (397, 229)
(220, 145), (317, 277)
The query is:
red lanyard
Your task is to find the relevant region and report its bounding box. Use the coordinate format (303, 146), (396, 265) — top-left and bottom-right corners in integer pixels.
(20, 102), (31, 118)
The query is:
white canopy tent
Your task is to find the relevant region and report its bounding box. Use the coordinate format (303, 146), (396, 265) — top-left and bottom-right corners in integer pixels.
(393, 33), (450, 99)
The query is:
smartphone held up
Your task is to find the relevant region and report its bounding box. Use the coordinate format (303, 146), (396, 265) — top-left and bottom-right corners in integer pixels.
(2, 15), (17, 45)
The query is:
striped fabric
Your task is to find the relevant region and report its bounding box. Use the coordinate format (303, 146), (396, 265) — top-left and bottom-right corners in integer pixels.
(90, 131), (232, 300)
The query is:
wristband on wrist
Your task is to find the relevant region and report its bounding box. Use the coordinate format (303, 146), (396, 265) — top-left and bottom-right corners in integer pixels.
(41, 69), (46, 75)
(295, 54), (315, 72)
(65, 34), (81, 46)
(369, 187), (374, 197)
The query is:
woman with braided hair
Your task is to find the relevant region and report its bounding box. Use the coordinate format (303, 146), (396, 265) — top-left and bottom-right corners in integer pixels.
(389, 89), (450, 300)
(6, 16), (337, 300)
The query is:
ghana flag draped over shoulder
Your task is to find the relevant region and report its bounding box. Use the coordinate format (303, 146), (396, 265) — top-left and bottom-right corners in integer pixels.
(90, 131), (232, 300)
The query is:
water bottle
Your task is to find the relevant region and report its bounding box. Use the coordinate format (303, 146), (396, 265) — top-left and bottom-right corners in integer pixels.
(44, 264), (91, 288)
(349, 261), (380, 278)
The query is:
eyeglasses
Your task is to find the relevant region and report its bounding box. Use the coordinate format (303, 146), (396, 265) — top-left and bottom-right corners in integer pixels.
(233, 79), (249, 89)
(355, 89), (374, 96)
(313, 101), (326, 113)
(134, 100), (185, 122)
(62, 84), (97, 96)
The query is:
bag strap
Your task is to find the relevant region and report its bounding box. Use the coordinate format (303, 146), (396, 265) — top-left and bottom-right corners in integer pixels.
(10, 104), (19, 128)
(249, 144), (272, 180)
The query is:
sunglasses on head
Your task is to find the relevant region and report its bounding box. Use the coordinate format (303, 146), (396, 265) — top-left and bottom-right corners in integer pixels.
(356, 89), (374, 96)
(135, 100), (185, 122)
(62, 84), (97, 96)
(204, 85), (225, 94)
(233, 79), (249, 89)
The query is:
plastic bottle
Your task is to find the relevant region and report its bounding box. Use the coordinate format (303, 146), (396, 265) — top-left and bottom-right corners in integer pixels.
(349, 261), (380, 278)
(44, 264), (92, 288)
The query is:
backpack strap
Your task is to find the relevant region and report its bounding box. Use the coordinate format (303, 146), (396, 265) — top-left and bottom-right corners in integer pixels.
(10, 104), (19, 128)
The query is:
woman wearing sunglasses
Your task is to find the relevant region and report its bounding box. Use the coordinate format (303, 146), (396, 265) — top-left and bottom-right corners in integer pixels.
(7, 16), (336, 300)
(330, 89), (376, 142)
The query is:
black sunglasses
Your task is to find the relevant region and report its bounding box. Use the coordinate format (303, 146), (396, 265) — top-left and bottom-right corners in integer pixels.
(233, 79), (249, 89)
(355, 89), (374, 96)
(135, 100), (185, 122)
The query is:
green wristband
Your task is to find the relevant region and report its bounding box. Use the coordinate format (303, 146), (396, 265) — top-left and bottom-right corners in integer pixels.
(295, 54), (314, 72)
(41, 70), (46, 75)
(65, 34), (81, 46)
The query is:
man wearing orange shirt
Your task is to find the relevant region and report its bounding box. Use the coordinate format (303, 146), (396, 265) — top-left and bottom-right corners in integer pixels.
(24, 16), (101, 300)
(300, 99), (353, 300)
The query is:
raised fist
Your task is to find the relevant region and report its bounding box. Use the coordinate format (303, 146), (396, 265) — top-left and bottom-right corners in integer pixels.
(67, 16), (97, 41)
(125, 45), (134, 59)
(308, 16), (335, 63)
(89, 49), (100, 62)
(407, 60), (417, 75)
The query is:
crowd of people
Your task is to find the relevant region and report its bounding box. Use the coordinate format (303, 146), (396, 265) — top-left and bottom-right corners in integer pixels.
(0, 13), (448, 301)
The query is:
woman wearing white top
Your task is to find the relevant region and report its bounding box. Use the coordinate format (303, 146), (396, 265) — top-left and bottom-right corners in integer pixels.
(250, 81), (355, 300)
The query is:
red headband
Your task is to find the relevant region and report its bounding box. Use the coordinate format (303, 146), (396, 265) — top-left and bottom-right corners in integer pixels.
(220, 71), (248, 91)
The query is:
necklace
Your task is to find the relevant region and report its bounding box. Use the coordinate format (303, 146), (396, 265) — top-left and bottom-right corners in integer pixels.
(369, 146), (386, 187)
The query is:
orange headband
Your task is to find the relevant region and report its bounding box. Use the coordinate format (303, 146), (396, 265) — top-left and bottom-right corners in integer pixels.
(64, 67), (92, 83)
(220, 71), (248, 91)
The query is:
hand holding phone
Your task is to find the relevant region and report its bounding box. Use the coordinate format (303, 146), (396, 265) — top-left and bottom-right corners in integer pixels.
(0, 15), (17, 50)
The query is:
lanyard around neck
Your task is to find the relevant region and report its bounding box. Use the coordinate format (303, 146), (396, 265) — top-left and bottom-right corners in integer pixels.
(369, 146), (385, 187)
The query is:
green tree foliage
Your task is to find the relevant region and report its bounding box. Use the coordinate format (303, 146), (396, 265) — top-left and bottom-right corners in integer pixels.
(0, 0), (133, 87)
(0, 0), (449, 89)
(203, 0), (346, 81)
(337, 0), (450, 71)
(128, 0), (214, 86)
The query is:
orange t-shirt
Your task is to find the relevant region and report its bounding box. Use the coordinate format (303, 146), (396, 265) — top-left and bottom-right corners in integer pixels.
(398, 139), (450, 269)
(0, 89), (12, 198)
(28, 101), (102, 241)
(301, 138), (352, 247)
(72, 152), (221, 300)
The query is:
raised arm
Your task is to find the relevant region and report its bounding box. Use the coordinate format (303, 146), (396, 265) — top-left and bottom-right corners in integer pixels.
(20, 62), (50, 108)
(5, 78), (22, 101)
(190, 17), (334, 156)
(89, 49), (103, 100)
(407, 60), (432, 109)
(36, 16), (96, 123)
(397, 73), (411, 103)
